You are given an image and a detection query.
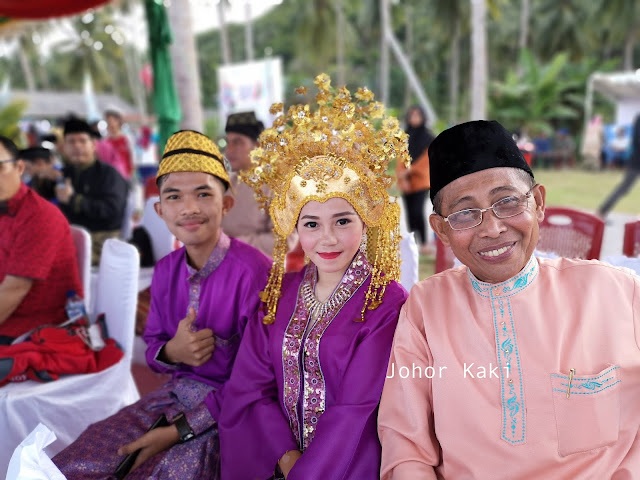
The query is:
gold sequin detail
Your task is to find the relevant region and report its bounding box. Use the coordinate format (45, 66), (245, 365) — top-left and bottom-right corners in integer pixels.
(241, 73), (410, 324)
(157, 130), (229, 186)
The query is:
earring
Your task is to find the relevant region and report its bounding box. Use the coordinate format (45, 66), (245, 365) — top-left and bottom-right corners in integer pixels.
(359, 232), (368, 254)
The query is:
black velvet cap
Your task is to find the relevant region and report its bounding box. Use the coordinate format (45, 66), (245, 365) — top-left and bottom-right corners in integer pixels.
(429, 120), (533, 202)
(63, 118), (95, 137)
(225, 111), (264, 141)
(19, 147), (52, 162)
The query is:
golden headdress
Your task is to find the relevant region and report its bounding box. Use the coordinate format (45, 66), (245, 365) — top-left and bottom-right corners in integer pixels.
(242, 73), (410, 324)
(157, 130), (230, 189)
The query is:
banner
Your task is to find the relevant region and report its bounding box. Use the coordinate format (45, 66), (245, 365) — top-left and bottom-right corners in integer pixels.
(217, 58), (283, 131)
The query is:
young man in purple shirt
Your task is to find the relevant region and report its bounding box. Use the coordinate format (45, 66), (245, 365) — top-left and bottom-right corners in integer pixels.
(54, 130), (272, 479)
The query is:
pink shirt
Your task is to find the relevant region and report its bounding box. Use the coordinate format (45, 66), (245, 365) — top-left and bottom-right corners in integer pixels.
(379, 256), (640, 479)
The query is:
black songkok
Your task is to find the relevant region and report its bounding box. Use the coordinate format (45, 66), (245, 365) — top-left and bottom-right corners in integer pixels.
(429, 120), (533, 202)
(19, 147), (52, 163)
(63, 118), (94, 138)
(224, 111), (264, 142)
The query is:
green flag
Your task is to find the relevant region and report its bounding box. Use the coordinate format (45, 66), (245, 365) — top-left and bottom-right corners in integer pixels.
(144, 0), (182, 156)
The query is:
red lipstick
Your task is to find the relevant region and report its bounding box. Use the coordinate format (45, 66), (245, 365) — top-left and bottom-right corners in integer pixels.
(318, 252), (341, 260)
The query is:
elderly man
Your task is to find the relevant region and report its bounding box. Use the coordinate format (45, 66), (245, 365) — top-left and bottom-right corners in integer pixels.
(0, 136), (82, 343)
(54, 130), (272, 479)
(220, 111), (278, 257)
(378, 120), (640, 478)
(57, 118), (129, 264)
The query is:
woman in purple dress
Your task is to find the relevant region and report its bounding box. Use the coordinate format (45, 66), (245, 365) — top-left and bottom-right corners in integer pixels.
(219, 75), (410, 479)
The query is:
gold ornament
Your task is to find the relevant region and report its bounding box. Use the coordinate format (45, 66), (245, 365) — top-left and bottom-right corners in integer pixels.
(241, 74), (410, 324)
(157, 130), (230, 187)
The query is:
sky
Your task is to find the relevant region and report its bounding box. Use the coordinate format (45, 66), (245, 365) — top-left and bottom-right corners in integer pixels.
(189, 0), (282, 34)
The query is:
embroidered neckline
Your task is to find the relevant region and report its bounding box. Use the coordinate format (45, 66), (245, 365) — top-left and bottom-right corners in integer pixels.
(281, 251), (371, 450)
(185, 232), (231, 280)
(468, 255), (538, 298)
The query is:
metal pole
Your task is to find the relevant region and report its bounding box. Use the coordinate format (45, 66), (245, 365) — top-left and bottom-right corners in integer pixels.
(386, 29), (437, 124)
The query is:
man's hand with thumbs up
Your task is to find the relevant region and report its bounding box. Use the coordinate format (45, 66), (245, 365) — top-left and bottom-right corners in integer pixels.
(161, 307), (216, 367)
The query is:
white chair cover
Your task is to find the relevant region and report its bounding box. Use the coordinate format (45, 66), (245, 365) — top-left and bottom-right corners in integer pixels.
(69, 225), (91, 311)
(120, 184), (143, 241)
(400, 232), (419, 291)
(140, 196), (176, 263)
(0, 239), (141, 476)
(93, 238), (140, 359)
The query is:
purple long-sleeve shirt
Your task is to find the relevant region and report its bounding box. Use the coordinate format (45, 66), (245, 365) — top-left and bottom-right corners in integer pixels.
(143, 235), (271, 434)
(219, 261), (408, 479)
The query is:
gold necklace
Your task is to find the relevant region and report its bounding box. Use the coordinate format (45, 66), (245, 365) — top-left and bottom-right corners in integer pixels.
(301, 281), (351, 324)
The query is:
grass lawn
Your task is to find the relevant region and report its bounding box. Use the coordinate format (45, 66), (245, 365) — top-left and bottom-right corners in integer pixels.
(412, 168), (640, 281)
(534, 168), (640, 214)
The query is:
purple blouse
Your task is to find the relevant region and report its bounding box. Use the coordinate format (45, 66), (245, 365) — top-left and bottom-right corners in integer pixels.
(219, 253), (408, 479)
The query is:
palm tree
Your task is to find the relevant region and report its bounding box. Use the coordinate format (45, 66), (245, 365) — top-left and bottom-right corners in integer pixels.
(531, 0), (594, 61)
(597, 0), (639, 70)
(470, 0), (487, 120)
(217, 0), (231, 64)
(168, 0), (203, 131)
(431, 0), (467, 124)
(17, 35), (36, 92)
(519, 0), (530, 50)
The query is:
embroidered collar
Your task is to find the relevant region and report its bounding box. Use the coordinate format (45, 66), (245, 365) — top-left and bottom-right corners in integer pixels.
(2, 183), (28, 217)
(468, 255), (538, 298)
(185, 232), (231, 280)
(281, 251), (371, 451)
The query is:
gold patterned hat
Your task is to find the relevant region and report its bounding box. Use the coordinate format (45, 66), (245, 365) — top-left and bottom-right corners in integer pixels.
(242, 73), (410, 324)
(157, 130), (230, 188)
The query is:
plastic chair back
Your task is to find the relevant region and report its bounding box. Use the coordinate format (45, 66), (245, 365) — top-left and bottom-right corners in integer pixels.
(538, 207), (604, 260)
(93, 238), (140, 360)
(623, 220), (640, 257)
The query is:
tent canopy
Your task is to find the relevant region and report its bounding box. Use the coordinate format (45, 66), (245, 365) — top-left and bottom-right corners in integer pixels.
(0, 1), (109, 19)
(585, 71), (640, 127)
(591, 71), (640, 103)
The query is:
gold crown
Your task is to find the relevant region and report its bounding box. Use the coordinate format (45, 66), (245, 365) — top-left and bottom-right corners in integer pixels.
(157, 130), (230, 187)
(241, 73), (410, 324)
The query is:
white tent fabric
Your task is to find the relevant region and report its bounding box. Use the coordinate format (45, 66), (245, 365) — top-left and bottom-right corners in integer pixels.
(0, 239), (141, 477)
(586, 71), (640, 126)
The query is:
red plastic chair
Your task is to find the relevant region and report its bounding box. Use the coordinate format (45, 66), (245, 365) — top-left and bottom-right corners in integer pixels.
(623, 220), (640, 257)
(538, 207), (604, 260)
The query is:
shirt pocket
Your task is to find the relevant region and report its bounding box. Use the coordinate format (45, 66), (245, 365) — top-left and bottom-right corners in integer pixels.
(550, 365), (620, 457)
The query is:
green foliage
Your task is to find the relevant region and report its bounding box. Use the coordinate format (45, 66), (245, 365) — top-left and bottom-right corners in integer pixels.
(489, 49), (618, 135)
(0, 100), (27, 145)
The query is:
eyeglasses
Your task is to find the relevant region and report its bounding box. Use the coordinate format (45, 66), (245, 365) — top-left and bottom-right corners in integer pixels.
(0, 159), (16, 165)
(442, 187), (536, 230)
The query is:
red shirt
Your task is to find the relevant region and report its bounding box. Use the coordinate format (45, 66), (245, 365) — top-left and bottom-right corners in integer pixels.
(0, 184), (83, 338)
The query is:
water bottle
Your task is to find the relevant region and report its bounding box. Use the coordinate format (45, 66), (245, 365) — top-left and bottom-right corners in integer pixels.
(65, 290), (87, 322)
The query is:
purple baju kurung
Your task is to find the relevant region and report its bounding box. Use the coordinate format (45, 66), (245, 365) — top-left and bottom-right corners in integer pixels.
(219, 252), (408, 480)
(54, 235), (271, 479)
